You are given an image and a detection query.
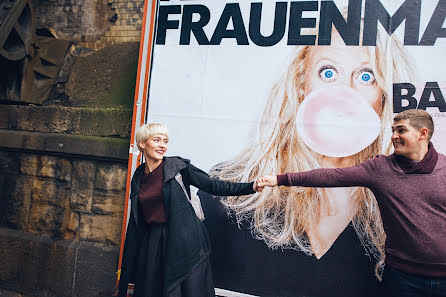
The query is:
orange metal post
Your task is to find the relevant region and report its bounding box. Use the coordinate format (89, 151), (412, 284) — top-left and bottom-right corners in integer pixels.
(115, 0), (159, 290)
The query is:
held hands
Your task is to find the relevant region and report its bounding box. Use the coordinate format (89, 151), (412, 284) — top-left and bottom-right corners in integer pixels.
(254, 176), (278, 192)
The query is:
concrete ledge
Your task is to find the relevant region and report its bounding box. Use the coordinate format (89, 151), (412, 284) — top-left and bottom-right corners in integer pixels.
(0, 130), (129, 161)
(2, 105), (132, 138)
(0, 227), (118, 297)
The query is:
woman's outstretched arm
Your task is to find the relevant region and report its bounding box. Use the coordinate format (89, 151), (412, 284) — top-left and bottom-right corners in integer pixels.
(183, 163), (259, 196)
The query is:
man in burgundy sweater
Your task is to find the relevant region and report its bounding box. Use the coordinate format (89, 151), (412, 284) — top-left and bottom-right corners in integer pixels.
(257, 109), (446, 297)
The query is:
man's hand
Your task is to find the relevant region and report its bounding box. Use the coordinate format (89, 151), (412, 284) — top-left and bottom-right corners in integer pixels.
(256, 176), (278, 191)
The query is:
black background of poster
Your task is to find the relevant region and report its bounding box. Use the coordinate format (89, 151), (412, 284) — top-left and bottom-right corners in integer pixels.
(200, 192), (384, 297)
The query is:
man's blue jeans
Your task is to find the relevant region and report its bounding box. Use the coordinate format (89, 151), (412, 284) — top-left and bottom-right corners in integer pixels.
(383, 266), (446, 297)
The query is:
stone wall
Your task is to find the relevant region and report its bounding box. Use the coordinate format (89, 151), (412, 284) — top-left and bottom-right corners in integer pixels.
(0, 104), (133, 296)
(0, 228), (119, 297)
(0, 18), (140, 297)
(0, 0), (146, 295)
(1, 150), (126, 245)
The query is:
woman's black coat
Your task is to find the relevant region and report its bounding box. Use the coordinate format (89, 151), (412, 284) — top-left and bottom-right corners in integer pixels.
(118, 156), (254, 297)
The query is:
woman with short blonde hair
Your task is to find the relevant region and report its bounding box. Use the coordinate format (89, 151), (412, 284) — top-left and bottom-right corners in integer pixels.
(119, 123), (258, 297)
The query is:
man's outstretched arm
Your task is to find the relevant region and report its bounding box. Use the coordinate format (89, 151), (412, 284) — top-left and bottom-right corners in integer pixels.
(257, 160), (376, 191)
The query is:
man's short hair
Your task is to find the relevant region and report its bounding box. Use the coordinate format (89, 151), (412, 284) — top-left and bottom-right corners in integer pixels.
(135, 123), (169, 152)
(394, 109), (434, 140)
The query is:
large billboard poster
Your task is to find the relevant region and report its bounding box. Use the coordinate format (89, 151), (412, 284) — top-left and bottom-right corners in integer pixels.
(142, 0), (446, 296)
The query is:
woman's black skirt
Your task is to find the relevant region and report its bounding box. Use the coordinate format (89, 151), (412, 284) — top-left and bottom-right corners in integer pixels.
(132, 222), (215, 297)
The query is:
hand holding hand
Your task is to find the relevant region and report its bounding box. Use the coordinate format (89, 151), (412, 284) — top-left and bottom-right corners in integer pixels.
(256, 176), (278, 191)
(252, 180), (261, 192)
(253, 179), (262, 192)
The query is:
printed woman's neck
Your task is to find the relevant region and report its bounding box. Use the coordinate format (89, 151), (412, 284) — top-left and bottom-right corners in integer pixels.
(321, 155), (355, 168)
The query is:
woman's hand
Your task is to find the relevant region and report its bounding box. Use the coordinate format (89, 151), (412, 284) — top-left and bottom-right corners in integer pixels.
(256, 176), (278, 191)
(253, 179), (262, 192)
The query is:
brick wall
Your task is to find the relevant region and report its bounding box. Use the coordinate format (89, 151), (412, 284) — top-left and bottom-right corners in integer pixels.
(80, 0), (145, 50)
(33, 0), (115, 42)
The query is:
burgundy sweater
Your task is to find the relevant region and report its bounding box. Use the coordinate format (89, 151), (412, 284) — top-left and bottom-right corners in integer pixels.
(138, 162), (167, 224)
(277, 148), (446, 277)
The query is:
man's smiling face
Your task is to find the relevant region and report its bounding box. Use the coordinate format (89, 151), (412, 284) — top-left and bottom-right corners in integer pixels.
(391, 119), (424, 159)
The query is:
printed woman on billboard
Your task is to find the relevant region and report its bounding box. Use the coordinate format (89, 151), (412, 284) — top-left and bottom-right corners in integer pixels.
(200, 16), (415, 297)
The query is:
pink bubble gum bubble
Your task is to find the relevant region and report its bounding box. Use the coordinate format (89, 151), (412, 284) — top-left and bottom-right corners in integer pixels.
(296, 86), (381, 158)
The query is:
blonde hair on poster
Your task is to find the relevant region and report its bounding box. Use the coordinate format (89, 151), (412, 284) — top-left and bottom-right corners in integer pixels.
(211, 15), (415, 279)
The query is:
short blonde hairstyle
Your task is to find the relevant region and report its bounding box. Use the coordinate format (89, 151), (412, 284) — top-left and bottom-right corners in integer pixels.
(135, 123), (169, 152)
